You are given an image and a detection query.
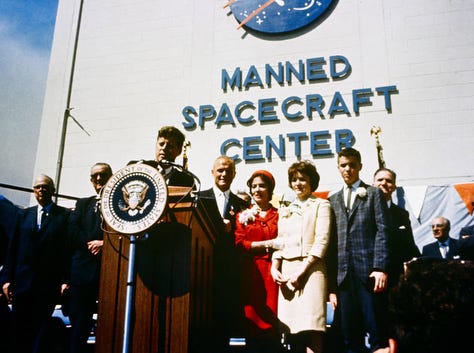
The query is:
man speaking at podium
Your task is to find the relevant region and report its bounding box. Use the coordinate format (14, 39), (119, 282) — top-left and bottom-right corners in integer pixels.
(129, 125), (194, 187)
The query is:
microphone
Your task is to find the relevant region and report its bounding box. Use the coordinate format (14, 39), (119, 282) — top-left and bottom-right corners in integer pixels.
(158, 159), (179, 168)
(159, 159), (200, 187)
(127, 159), (159, 168)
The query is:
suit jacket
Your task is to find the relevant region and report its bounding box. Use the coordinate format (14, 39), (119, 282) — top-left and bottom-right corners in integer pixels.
(456, 225), (474, 264)
(197, 188), (248, 328)
(421, 237), (458, 260)
(328, 182), (390, 287)
(68, 196), (103, 286)
(3, 204), (70, 295)
(0, 197), (20, 275)
(198, 187), (248, 295)
(198, 188), (248, 234)
(273, 196), (331, 261)
(387, 203), (420, 285)
(460, 225), (474, 237)
(166, 167), (195, 187)
(457, 234), (474, 261)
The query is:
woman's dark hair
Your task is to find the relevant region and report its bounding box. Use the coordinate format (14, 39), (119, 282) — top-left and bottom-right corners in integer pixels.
(247, 170), (275, 199)
(287, 160), (320, 191)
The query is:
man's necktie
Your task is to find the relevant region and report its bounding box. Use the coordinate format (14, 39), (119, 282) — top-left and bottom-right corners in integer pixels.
(218, 192), (226, 217)
(440, 242), (448, 259)
(39, 208), (46, 229)
(346, 185), (352, 213)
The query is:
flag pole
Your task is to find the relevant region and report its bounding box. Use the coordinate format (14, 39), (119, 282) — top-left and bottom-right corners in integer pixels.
(54, 0), (85, 201)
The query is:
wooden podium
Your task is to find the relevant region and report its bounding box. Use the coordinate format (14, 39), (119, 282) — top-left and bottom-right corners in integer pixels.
(95, 188), (220, 353)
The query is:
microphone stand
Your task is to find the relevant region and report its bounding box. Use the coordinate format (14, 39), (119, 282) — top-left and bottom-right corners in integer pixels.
(119, 160), (200, 353)
(159, 160), (201, 204)
(122, 233), (138, 353)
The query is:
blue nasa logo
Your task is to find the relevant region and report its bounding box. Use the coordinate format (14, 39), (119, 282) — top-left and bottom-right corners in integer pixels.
(226, 0), (335, 34)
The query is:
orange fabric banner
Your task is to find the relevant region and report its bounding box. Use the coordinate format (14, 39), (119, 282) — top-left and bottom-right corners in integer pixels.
(453, 183), (474, 215)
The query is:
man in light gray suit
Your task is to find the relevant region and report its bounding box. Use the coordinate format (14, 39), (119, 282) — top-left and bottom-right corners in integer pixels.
(328, 148), (391, 353)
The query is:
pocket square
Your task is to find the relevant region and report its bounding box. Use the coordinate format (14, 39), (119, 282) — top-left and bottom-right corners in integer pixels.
(398, 225), (406, 230)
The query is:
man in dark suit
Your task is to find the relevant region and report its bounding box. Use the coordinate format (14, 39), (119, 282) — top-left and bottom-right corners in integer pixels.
(1, 175), (70, 353)
(458, 225), (474, 260)
(328, 148), (390, 353)
(460, 224), (474, 237)
(68, 162), (113, 353)
(457, 195), (474, 260)
(0, 195), (19, 263)
(198, 155), (248, 353)
(373, 168), (420, 287)
(421, 216), (458, 260)
(372, 168), (421, 352)
(0, 195), (20, 353)
(129, 126), (194, 187)
(0, 195), (19, 280)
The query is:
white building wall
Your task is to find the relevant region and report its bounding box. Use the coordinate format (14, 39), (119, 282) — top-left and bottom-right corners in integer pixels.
(35, 0), (474, 205)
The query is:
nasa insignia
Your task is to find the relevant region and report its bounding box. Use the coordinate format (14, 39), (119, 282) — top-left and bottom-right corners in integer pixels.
(226, 0), (335, 34)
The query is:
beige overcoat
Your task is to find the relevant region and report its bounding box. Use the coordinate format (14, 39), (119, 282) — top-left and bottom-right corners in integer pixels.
(272, 196), (332, 333)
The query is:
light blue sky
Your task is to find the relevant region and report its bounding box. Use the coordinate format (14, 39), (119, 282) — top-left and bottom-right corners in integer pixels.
(0, 0), (58, 206)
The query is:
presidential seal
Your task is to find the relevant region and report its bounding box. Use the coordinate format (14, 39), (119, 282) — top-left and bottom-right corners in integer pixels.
(100, 163), (168, 234)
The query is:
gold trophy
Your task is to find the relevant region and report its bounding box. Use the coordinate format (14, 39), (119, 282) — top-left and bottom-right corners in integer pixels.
(370, 126), (386, 168)
(182, 140), (191, 170)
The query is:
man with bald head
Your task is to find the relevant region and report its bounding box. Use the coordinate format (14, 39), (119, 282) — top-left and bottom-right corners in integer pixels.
(1, 174), (71, 353)
(422, 216), (458, 260)
(373, 168), (420, 286)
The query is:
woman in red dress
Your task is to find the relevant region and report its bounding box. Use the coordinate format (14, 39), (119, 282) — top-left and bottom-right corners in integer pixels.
(234, 170), (281, 353)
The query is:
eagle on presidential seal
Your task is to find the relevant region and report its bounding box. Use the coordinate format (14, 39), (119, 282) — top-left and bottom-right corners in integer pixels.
(119, 180), (151, 216)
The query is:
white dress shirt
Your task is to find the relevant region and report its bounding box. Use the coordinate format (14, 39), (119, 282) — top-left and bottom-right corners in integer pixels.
(343, 179), (361, 210)
(213, 186), (230, 217)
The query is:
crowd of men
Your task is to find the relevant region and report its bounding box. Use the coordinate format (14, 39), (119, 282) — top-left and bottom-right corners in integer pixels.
(0, 125), (473, 353)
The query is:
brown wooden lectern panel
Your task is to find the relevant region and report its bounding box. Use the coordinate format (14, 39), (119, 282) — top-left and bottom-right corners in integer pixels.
(95, 189), (219, 353)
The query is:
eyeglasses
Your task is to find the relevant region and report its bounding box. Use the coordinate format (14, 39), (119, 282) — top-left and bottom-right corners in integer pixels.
(431, 224), (445, 229)
(33, 184), (50, 190)
(91, 172), (110, 179)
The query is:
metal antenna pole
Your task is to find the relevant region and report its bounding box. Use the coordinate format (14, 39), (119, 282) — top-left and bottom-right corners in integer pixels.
(54, 0), (85, 201)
